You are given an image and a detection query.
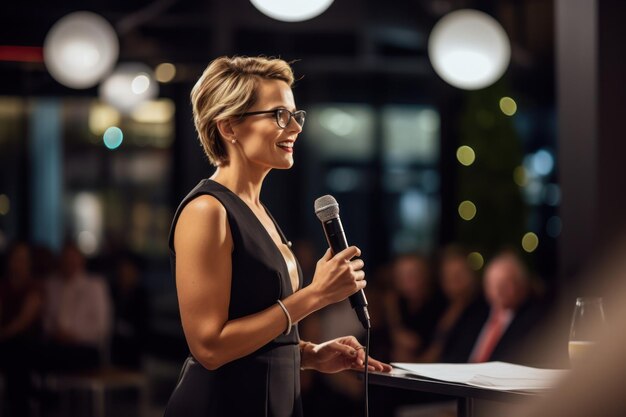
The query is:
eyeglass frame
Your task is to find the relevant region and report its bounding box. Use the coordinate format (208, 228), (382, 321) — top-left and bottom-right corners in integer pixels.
(235, 108), (306, 129)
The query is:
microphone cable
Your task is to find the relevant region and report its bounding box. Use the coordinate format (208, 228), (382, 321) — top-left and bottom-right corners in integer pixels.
(363, 327), (370, 417)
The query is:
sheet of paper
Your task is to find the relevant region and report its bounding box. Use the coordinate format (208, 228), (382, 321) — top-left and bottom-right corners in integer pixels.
(391, 361), (569, 391)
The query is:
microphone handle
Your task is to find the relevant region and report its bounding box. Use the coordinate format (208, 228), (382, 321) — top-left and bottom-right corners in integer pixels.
(322, 216), (371, 329)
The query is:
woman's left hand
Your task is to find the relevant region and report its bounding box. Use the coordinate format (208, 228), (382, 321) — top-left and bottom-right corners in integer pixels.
(302, 336), (393, 374)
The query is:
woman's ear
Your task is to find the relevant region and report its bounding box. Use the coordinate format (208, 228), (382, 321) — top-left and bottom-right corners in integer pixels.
(216, 118), (236, 143)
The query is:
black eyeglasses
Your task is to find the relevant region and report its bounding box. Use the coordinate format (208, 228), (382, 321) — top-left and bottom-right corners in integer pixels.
(236, 108), (306, 129)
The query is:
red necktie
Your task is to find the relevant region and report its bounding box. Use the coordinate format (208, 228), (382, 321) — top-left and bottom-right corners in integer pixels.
(470, 310), (507, 363)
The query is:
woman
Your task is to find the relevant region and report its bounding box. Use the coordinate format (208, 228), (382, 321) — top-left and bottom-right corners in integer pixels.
(165, 56), (391, 417)
(385, 253), (444, 363)
(417, 245), (482, 363)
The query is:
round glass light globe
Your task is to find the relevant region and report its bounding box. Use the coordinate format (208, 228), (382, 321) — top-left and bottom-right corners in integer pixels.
(99, 63), (159, 114)
(44, 11), (119, 89)
(250, 0), (334, 22)
(428, 9), (510, 90)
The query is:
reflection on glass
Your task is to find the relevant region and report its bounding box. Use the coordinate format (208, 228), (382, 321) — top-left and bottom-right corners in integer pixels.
(569, 297), (606, 366)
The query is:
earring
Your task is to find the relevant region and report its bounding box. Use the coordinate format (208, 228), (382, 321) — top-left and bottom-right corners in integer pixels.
(231, 139), (237, 144)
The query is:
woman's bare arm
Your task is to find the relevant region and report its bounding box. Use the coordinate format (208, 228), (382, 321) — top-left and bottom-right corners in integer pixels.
(175, 195), (364, 370)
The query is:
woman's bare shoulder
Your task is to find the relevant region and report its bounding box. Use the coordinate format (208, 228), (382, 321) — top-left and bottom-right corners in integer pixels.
(175, 194), (231, 250)
(178, 194), (228, 226)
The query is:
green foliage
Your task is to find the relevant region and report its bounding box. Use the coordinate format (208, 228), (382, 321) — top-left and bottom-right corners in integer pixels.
(455, 80), (526, 259)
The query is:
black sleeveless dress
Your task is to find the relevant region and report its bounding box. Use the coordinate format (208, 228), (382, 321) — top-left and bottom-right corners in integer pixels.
(164, 179), (304, 417)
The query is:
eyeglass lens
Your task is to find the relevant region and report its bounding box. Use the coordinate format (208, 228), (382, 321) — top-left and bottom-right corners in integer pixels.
(277, 109), (305, 128)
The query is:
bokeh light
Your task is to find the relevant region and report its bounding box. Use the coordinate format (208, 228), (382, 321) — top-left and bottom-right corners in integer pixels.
(73, 193), (102, 255)
(428, 9), (510, 90)
(155, 63), (176, 83)
(250, 0), (335, 22)
(499, 96), (517, 116)
(530, 149), (555, 176)
(131, 99), (176, 124)
(458, 200), (477, 221)
(43, 11), (118, 89)
(467, 252), (484, 270)
(456, 145), (476, 166)
(131, 74), (150, 94)
(99, 63), (159, 114)
(320, 107), (357, 136)
(78, 230), (98, 255)
(522, 232), (539, 252)
(89, 103), (120, 135)
(103, 126), (123, 149)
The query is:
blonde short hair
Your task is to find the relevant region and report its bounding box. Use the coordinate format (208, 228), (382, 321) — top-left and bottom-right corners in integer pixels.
(191, 56), (295, 166)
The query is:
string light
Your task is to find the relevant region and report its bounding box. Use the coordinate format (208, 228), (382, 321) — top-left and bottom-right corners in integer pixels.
(499, 96), (517, 116)
(522, 232), (539, 252)
(457, 145), (476, 166)
(458, 200), (477, 221)
(467, 252), (484, 270)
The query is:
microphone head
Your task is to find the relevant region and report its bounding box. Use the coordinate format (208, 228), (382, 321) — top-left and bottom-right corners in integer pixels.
(314, 195), (340, 222)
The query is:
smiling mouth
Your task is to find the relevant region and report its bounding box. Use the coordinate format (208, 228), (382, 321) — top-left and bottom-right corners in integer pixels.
(277, 141), (294, 152)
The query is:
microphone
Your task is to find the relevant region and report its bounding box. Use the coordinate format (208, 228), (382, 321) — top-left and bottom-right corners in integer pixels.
(314, 195), (371, 330)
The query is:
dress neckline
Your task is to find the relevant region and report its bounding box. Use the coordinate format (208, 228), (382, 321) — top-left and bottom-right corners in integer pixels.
(205, 179), (301, 294)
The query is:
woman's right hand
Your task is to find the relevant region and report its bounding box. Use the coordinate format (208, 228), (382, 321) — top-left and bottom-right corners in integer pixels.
(309, 246), (366, 307)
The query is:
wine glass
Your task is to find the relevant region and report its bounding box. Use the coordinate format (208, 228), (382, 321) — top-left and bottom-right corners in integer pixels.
(569, 297), (606, 366)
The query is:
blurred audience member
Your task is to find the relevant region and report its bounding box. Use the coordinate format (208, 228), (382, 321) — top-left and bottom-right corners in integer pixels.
(41, 242), (112, 371)
(385, 253), (444, 362)
(418, 245), (482, 363)
(110, 252), (150, 369)
(0, 241), (43, 416)
(443, 250), (545, 365)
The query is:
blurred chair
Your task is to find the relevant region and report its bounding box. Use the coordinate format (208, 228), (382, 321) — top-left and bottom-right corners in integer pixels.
(35, 367), (149, 417)
(33, 322), (150, 417)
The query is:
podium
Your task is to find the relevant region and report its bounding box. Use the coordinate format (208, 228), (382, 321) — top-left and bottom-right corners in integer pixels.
(364, 369), (540, 417)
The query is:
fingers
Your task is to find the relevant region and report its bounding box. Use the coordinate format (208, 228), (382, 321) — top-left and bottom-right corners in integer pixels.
(349, 258), (365, 271)
(335, 246), (361, 262)
(329, 336), (393, 373)
(339, 337), (392, 372)
(337, 336), (362, 349)
(366, 357), (393, 372)
(331, 341), (360, 358)
(353, 270), (366, 281)
(350, 356), (392, 372)
(315, 247), (365, 302)
(350, 258), (366, 289)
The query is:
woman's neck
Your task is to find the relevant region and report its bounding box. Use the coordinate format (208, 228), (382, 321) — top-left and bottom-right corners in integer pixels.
(210, 163), (270, 206)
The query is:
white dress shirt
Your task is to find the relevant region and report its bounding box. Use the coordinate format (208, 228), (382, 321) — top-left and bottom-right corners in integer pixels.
(43, 273), (112, 347)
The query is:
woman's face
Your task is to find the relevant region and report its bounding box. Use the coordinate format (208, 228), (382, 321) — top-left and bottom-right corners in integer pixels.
(232, 79), (302, 170)
(392, 257), (430, 299)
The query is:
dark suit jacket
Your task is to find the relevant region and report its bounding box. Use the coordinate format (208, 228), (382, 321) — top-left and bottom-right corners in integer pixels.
(442, 297), (547, 366)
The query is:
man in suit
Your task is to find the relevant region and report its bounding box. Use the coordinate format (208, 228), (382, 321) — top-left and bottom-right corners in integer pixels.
(442, 251), (545, 365)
